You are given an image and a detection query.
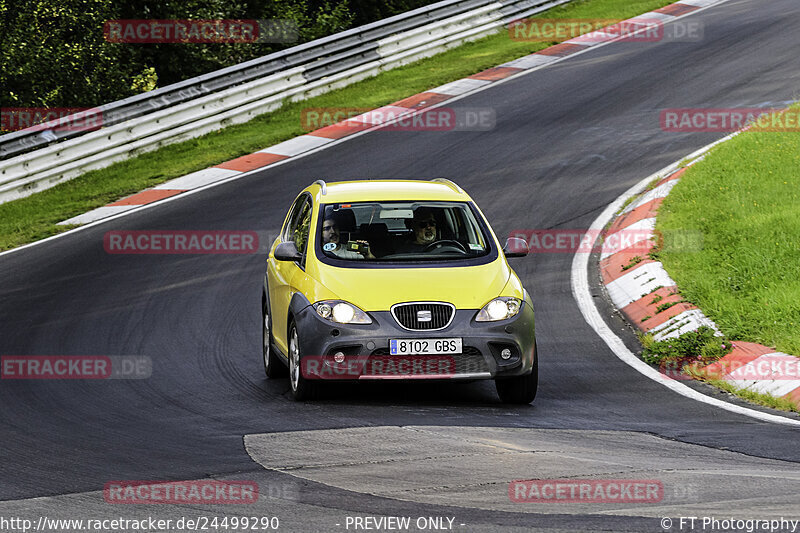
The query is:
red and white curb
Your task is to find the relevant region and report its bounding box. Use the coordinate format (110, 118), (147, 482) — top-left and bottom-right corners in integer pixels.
(574, 152), (800, 426)
(600, 166), (719, 341)
(598, 148), (800, 411)
(59, 0), (724, 226)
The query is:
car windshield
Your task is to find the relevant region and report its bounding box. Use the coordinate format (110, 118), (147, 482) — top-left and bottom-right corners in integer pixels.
(318, 201), (492, 262)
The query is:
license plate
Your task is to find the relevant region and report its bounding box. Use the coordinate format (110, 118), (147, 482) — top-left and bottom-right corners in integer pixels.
(389, 338), (462, 355)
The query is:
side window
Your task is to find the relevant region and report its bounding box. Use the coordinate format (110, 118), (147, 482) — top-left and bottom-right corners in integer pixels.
(293, 200), (312, 254)
(282, 195), (313, 256)
(282, 196), (304, 242)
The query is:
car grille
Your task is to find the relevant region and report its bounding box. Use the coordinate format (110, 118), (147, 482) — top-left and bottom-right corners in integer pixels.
(370, 347), (489, 375)
(391, 302), (455, 331)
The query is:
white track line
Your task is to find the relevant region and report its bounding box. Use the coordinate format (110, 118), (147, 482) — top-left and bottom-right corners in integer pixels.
(570, 143), (800, 427)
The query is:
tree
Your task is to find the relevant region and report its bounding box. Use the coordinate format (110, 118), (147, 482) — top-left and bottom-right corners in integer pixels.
(0, 0), (437, 113)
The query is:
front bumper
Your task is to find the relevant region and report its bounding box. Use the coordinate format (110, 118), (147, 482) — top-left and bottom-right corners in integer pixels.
(293, 301), (535, 381)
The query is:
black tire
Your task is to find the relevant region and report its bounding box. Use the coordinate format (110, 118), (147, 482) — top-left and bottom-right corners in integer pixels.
(262, 295), (286, 378)
(495, 342), (538, 404)
(287, 321), (319, 401)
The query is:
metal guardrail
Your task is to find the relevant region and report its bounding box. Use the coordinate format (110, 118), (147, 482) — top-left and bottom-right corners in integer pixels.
(0, 0), (571, 203)
(0, 0), (486, 160)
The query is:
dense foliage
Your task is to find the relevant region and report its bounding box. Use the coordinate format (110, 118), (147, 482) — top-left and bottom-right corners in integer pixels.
(0, 0), (438, 110)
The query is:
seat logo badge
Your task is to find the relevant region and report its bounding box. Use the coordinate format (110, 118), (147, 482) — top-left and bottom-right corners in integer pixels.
(417, 310), (432, 322)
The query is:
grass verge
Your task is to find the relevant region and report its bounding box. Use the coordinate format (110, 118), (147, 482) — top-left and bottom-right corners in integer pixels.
(639, 327), (733, 367)
(638, 328), (799, 414)
(0, 0), (674, 251)
(701, 379), (800, 414)
(657, 105), (800, 355)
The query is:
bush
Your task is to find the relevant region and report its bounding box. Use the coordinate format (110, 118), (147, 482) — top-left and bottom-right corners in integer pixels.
(0, 0), (138, 108)
(0, 0), (439, 110)
(641, 326), (733, 366)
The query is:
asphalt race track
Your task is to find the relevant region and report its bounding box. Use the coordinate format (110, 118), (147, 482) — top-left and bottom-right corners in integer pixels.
(2, 0), (800, 531)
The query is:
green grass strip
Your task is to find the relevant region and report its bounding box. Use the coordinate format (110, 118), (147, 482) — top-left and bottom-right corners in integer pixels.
(658, 105), (800, 355)
(702, 379), (800, 414)
(0, 0), (673, 251)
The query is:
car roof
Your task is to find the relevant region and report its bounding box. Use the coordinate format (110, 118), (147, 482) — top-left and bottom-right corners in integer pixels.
(304, 179), (472, 204)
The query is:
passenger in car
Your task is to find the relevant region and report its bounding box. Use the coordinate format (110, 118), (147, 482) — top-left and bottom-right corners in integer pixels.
(321, 218), (374, 259)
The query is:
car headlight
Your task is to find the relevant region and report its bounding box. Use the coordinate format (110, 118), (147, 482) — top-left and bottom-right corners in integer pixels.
(475, 297), (521, 322)
(313, 301), (372, 324)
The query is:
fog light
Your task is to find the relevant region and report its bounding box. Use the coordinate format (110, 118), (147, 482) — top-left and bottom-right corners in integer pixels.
(333, 352), (345, 363)
(500, 348), (512, 360)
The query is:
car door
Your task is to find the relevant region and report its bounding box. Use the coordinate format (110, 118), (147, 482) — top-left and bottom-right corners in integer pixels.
(268, 193), (313, 355)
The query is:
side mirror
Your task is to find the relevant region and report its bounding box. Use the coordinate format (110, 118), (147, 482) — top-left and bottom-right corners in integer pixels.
(274, 241), (302, 261)
(503, 237), (529, 258)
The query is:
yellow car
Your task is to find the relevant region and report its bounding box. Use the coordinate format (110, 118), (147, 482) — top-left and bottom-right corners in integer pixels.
(261, 179), (537, 403)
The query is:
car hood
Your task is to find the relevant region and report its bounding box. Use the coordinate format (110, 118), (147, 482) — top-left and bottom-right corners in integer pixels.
(312, 260), (514, 311)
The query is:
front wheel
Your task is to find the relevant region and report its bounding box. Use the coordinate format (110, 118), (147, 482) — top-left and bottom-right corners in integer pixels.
(495, 342), (538, 404)
(288, 322), (319, 401)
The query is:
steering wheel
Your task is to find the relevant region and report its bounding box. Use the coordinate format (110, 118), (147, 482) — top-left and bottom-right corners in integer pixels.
(423, 239), (468, 253)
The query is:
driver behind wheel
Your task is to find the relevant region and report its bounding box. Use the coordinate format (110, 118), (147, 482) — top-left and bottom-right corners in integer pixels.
(396, 208), (438, 253)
